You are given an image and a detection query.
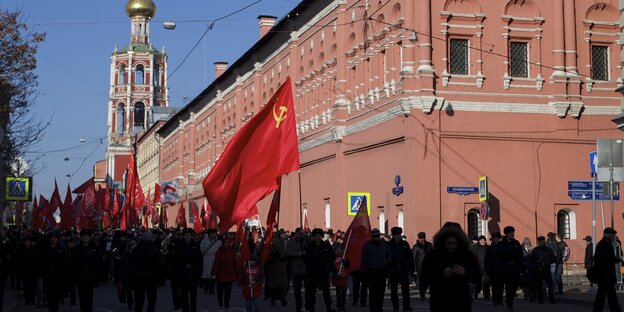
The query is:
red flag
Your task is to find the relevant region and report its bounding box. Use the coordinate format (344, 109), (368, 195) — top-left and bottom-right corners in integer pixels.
(202, 78), (300, 232)
(16, 201), (24, 226)
(342, 196), (371, 274)
(260, 184), (280, 264)
(237, 228), (251, 275)
(192, 203), (202, 233)
(80, 183), (96, 230)
(143, 188), (152, 228)
(31, 197), (40, 230)
(175, 202), (187, 228)
(49, 180), (63, 213)
(60, 184), (73, 230)
(200, 202), (208, 230)
(38, 196), (49, 230)
(160, 203), (168, 227)
(125, 153), (145, 227)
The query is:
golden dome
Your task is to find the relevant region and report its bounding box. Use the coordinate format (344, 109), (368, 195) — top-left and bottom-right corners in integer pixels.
(125, 0), (156, 18)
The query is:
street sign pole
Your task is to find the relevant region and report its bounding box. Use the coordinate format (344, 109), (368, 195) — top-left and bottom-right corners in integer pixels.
(592, 174), (597, 253)
(611, 154), (615, 229)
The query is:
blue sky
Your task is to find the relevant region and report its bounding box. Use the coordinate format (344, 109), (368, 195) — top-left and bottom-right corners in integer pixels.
(1, 1), (298, 198)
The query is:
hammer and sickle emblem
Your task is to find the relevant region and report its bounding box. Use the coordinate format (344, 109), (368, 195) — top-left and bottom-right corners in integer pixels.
(272, 98), (287, 129)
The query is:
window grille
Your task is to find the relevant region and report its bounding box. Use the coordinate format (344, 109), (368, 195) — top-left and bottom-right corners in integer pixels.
(592, 46), (609, 81)
(510, 42), (528, 78)
(557, 210), (571, 240)
(467, 208), (481, 238)
(449, 39), (469, 75)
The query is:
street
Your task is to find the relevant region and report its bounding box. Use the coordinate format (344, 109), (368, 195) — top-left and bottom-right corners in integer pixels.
(2, 282), (617, 312)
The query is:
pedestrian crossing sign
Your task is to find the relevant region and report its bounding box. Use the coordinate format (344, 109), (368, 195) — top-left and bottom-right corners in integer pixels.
(5, 177), (31, 201)
(347, 192), (371, 216)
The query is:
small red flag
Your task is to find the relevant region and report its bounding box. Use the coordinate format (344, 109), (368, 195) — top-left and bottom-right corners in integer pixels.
(342, 196), (371, 274)
(260, 184), (281, 264)
(202, 78), (300, 232)
(200, 202), (208, 230)
(31, 197), (40, 230)
(16, 202), (24, 227)
(60, 184), (73, 230)
(160, 203), (168, 227)
(192, 203), (202, 233)
(175, 202), (187, 229)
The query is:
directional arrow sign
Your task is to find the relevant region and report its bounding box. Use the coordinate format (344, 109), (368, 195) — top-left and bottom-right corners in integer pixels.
(568, 181), (606, 191)
(590, 151), (598, 177)
(568, 191), (620, 201)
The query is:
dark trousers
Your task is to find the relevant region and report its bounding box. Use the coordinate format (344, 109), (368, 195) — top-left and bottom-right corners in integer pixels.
(390, 273), (411, 310)
(306, 274), (332, 312)
(350, 271), (368, 305)
(292, 274), (307, 311)
(76, 282), (94, 312)
(532, 270), (554, 303)
(593, 282), (621, 312)
(490, 274), (504, 305)
(366, 271), (387, 312)
(217, 281), (233, 307)
(336, 286), (347, 310)
(67, 277), (77, 305)
(503, 274), (520, 309)
(23, 276), (37, 304)
(415, 273), (428, 299)
(134, 282), (157, 312)
(171, 278), (181, 310)
(179, 279), (198, 312)
(270, 287), (286, 305)
(0, 276), (6, 312)
(474, 272), (490, 299)
(45, 278), (62, 312)
(203, 278), (216, 294)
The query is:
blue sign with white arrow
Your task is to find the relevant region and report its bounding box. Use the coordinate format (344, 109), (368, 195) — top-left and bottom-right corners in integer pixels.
(568, 180), (609, 191)
(568, 191), (620, 201)
(589, 151), (598, 177)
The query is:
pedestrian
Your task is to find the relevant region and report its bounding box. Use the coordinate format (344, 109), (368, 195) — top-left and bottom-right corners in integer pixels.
(485, 232), (503, 307)
(421, 224), (479, 312)
(241, 255), (263, 312)
(200, 228), (221, 294)
(388, 227), (414, 311)
(18, 236), (38, 306)
(331, 242), (349, 312)
(175, 228), (203, 312)
(70, 229), (98, 312)
(469, 235), (490, 300)
(266, 237), (288, 306)
(212, 237), (238, 308)
(303, 228), (335, 312)
(592, 227), (621, 312)
(361, 228), (391, 312)
(411, 231), (432, 300)
(520, 237), (533, 300)
(556, 235), (570, 294)
(286, 228), (309, 312)
(497, 226), (525, 311)
(584, 235), (594, 290)
(529, 236), (556, 304)
(131, 231), (160, 312)
(41, 232), (66, 312)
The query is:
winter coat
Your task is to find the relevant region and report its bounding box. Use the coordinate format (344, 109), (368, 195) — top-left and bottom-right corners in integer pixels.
(388, 239), (415, 275)
(241, 262), (262, 299)
(70, 242), (98, 286)
(421, 247), (480, 312)
(285, 238), (308, 276)
(584, 242), (593, 270)
(212, 245), (238, 282)
(266, 241), (288, 288)
(529, 245), (556, 274)
(303, 240), (335, 275)
(200, 238), (222, 279)
(593, 237), (620, 284)
(412, 240), (432, 274)
(174, 238), (203, 282)
(469, 243), (488, 271)
(484, 242), (502, 276)
(361, 239), (391, 273)
(130, 240), (161, 285)
(496, 237), (525, 276)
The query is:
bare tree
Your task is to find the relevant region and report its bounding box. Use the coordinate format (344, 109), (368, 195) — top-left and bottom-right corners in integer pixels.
(0, 9), (47, 221)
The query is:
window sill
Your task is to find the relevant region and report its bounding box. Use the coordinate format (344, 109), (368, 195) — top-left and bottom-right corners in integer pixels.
(503, 74), (545, 91)
(442, 70), (485, 88)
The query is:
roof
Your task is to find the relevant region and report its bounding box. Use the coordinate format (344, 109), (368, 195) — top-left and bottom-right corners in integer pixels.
(157, 0), (332, 138)
(117, 43), (161, 54)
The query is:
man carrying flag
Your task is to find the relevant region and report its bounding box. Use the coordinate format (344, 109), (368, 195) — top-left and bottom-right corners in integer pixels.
(202, 77), (299, 232)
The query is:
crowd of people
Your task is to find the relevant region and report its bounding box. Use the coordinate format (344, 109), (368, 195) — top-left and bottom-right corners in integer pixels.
(0, 223), (619, 312)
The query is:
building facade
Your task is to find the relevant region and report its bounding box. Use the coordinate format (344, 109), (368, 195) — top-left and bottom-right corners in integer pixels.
(106, 0), (169, 189)
(157, 0), (623, 265)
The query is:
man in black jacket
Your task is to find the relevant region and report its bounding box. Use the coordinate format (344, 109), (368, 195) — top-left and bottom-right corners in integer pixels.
(71, 229), (98, 312)
(131, 231), (161, 312)
(42, 232), (66, 312)
(497, 226), (524, 311)
(361, 229), (391, 312)
(411, 232), (432, 300)
(303, 228), (335, 312)
(388, 227), (414, 311)
(592, 227), (621, 312)
(469, 235), (489, 300)
(175, 228), (203, 312)
(529, 236), (556, 304)
(485, 232), (503, 306)
(584, 235), (594, 290)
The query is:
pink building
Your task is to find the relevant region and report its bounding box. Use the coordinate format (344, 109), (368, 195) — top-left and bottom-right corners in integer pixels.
(157, 0), (624, 266)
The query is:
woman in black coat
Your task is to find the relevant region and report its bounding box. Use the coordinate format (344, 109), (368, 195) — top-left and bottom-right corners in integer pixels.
(422, 223), (480, 312)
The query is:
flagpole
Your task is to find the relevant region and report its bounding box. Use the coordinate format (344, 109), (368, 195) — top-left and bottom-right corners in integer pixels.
(338, 200), (361, 277)
(298, 170), (303, 228)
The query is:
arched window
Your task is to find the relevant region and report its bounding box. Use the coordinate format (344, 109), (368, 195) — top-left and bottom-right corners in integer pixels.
(119, 65), (126, 85)
(557, 209), (576, 239)
(379, 210), (385, 234)
(116, 104), (125, 134)
(467, 208), (482, 238)
(134, 102), (145, 132)
(398, 209), (404, 228)
(153, 65), (160, 87)
(136, 64), (145, 85)
(325, 199), (331, 228)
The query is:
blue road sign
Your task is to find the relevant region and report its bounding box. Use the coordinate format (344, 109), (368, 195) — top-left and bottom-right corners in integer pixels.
(568, 191), (620, 201)
(568, 181), (611, 191)
(589, 151), (598, 177)
(447, 186), (479, 196)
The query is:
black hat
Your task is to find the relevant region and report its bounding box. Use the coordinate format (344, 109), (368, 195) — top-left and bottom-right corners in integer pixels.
(471, 235), (479, 241)
(604, 227), (617, 235)
(311, 228), (324, 236)
(478, 235), (487, 241)
(48, 231), (60, 238)
(326, 229), (334, 235)
(490, 232), (502, 239)
(417, 232), (426, 239)
(207, 228), (217, 234)
(537, 236), (546, 241)
(371, 228), (381, 237)
(391, 227), (403, 236)
(182, 228), (195, 235)
(584, 235), (593, 242)
(80, 229), (92, 237)
(503, 226), (515, 235)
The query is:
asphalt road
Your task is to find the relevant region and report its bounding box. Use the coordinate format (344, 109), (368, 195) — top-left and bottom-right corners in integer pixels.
(2, 282), (620, 312)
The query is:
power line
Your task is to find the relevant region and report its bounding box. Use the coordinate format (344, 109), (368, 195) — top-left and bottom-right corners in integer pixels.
(24, 136), (107, 154)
